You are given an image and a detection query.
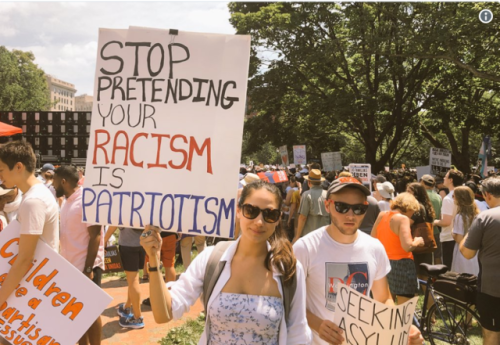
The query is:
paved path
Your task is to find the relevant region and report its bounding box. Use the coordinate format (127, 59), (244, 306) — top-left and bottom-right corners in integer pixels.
(101, 276), (203, 345)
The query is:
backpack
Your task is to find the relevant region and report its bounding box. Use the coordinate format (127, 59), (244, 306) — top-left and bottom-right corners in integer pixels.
(433, 271), (477, 304)
(202, 241), (297, 325)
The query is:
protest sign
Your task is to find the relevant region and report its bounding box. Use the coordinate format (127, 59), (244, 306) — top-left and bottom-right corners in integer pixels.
(321, 152), (342, 172)
(257, 171), (288, 184)
(416, 166), (431, 181)
(83, 27), (250, 238)
(349, 164), (372, 192)
(279, 145), (288, 166)
(429, 148), (451, 175)
(0, 221), (112, 345)
(293, 145), (307, 165)
(333, 284), (417, 345)
(104, 245), (123, 273)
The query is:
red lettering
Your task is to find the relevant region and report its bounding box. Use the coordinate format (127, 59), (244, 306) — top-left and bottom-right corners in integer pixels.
(130, 132), (148, 167)
(111, 130), (130, 165)
(187, 137), (212, 174)
(329, 277), (344, 293)
(92, 129), (110, 164)
(147, 134), (170, 169)
(169, 134), (188, 169)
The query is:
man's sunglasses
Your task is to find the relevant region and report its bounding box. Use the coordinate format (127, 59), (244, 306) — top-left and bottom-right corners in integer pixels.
(328, 201), (369, 215)
(240, 204), (281, 223)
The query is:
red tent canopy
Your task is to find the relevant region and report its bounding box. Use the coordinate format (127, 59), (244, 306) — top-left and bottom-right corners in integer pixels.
(0, 122), (22, 136)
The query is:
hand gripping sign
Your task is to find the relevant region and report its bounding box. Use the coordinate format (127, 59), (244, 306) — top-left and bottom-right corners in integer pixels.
(0, 221), (112, 345)
(83, 27), (251, 238)
(333, 284), (417, 345)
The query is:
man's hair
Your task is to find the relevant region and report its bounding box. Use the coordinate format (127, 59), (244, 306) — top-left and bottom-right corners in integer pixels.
(310, 162), (321, 170)
(0, 141), (36, 173)
(338, 171), (352, 177)
(480, 176), (500, 198)
(54, 165), (79, 187)
(448, 169), (464, 187)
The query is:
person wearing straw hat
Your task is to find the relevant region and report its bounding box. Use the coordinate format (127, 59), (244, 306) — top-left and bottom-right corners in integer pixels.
(292, 169), (330, 243)
(377, 181), (395, 211)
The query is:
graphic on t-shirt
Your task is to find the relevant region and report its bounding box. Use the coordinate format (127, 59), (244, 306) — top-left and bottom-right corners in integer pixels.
(325, 262), (369, 311)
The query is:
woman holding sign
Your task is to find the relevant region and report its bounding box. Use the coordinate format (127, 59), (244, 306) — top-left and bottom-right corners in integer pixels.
(140, 180), (311, 345)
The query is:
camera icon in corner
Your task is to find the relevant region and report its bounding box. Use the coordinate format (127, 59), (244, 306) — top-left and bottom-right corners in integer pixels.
(479, 9), (493, 24)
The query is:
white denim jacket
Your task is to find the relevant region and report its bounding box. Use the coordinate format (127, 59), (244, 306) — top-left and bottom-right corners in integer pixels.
(167, 238), (312, 345)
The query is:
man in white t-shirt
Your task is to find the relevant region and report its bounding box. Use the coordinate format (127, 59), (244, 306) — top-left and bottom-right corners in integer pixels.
(0, 141), (59, 320)
(434, 169), (463, 269)
(294, 177), (424, 345)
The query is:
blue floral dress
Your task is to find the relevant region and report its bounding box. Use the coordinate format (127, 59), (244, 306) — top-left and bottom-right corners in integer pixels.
(208, 292), (284, 345)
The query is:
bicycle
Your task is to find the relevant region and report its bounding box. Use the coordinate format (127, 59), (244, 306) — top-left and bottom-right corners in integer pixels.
(413, 263), (482, 345)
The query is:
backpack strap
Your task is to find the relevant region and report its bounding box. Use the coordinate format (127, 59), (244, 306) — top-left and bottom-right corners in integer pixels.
(203, 241), (234, 313)
(279, 272), (297, 325)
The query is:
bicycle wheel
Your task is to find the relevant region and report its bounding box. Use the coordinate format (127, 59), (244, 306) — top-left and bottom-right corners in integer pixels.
(427, 299), (482, 345)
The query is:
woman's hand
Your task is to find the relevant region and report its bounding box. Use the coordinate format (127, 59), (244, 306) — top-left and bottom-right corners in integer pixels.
(140, 225), (162, 259)
(413, 237), (425, 247)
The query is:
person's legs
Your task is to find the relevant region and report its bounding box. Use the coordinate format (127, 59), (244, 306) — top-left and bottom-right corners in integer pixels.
(161, 235), (177, 283)
(194, 235), (206, 253)
(125, 271), (141, 318)
(476, 291), (500, 344)
(441, 240), (454, 269)
(483, 329), (500, 345)
(180, 236), (193, 269)
(86, 317), (102, 345)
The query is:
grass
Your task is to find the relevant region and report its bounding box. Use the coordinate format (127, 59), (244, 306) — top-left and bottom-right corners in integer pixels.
(158, 314), (205, 345)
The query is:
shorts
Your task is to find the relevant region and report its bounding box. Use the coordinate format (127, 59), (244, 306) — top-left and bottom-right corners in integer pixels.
(119, 245), (146, 272)
(476, 291), (500, 331)
(145, 234), (177, 268)
(92, 267), (103, 287)
(387, 259), (418, 296)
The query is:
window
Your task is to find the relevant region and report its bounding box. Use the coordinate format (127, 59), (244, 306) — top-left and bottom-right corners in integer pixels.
(74, 125), (78, 133)
(86, 113), (91, 121)
(61, 150), (65, 157)
(22, 125), (26, 132)
(73, 150), (78, 158)
(48, 125), (52, 133)
(35, 125), (39, 133)
(73, 138), (78, 145)
(8, 113), (13, 121)
(35, 138), (40, 146)
(35, 113), (39, 121)
(48, 113), (53, 121)
(86, 125), (90, 132)
(61, 125), (65, 133)
(61, 113), (65, 121)
(61, 138), (65, 145)
(22, 113), (27, 121)
(48, 138), (52, 145)
(71, 101), (73, 105)
(47, 150), (53, 155)
(86, 137), (89, 145)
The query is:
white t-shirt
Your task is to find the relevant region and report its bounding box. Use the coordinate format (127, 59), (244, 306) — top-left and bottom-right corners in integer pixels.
(17, 183), (59, 251)
(451, 214), (479, 276)
(293, 227), (391, 345)
(440, 190), (456, 242)
(474, 200), (488, 213)
(377, 200), (391, 212)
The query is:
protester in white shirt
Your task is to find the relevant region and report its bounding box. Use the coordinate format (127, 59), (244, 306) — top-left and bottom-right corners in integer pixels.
(141, 180), (311, 345)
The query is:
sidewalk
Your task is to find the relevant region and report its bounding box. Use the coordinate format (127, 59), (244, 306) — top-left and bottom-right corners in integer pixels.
(101, 276), (203, 345)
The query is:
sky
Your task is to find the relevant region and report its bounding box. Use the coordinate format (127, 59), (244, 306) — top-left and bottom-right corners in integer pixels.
(0, 2), (235, 95)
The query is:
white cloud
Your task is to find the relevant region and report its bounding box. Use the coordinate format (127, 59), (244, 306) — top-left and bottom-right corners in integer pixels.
(1, 2), (235, 95)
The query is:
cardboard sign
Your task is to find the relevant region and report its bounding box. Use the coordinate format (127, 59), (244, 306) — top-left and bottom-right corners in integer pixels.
(0, 221), (112, 345)
(83, 27), (250, 238)
(429, 148), (451, 175)
(333, 284), (418, 345)
(279, 145), (288, 166)
(349, 164), (372, 192)
(416, 166), (431, 181)
(257, 171), (288, 184)
(104, 245), (123, 273)
(321, 152), (342, 172)
(293, 145), (307, 165)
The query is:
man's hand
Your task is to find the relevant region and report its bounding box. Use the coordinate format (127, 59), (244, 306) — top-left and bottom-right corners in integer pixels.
(317, 320), (344, 345)
(408, 325), (424, 345)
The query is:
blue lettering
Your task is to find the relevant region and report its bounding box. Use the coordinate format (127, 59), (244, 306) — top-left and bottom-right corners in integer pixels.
(203, 197), (218, 235)
(113, 191), (131, 225)
(130, 192), (145, 227)
(188, 195), (205, 234)
(82, 188), (96, 222)
(217, 198), (235, 237)
(96, 189), (112, 224)
(174, 194), (190, 232)
(159, 194), (175, 230)
(146, 192), (162, 226)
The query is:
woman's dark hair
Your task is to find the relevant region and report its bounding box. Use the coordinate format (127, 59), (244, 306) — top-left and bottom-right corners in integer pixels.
(407, 182), (436, 221)
(238, 180), (296, 284)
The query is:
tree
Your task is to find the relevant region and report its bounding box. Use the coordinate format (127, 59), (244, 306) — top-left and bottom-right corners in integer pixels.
(0, 46), (51, 111)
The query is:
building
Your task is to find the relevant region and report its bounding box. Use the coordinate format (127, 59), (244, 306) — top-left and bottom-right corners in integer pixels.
(75, 94), (93, 111)
(0, 111), (91, 166)
(46, 75), (77, 112)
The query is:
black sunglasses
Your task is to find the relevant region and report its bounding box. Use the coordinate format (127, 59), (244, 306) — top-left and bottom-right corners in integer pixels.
(329, 201), (369, 215)
(240, 204), (281, 223)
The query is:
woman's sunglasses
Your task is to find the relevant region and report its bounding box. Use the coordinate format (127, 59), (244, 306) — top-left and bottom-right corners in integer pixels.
(240, 204), (281, 223)
(328, 201), (369, 215)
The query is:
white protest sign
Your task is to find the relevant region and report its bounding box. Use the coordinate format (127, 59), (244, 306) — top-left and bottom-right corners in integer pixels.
(279, 145), (289, 166)
(429, 148), (451, 175)
(83, 27), (250, 238)
(321, 152), (342, 172)
(349, 164), (372, 192)
(416, 166), (431, 181)
(333, 284), (417, 345)
(293, 145), (307, 165)
(0, 221), (112, 345)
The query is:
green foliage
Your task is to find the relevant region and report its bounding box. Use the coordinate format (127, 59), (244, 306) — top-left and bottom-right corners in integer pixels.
(159, 314), (205, 345)
(0, 46), (51, 111)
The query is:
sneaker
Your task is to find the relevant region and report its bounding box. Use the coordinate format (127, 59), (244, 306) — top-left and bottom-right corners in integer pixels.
(117, 303), (133, 318)
(142, 298), (151, 306)
(119, 316), (145, 329)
